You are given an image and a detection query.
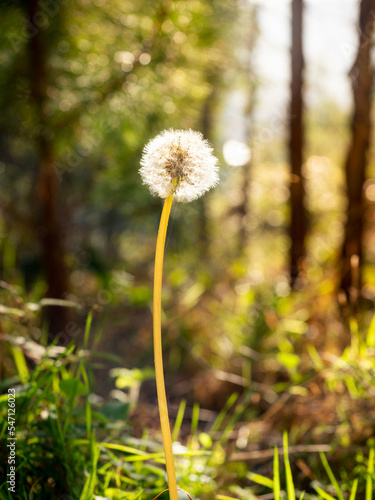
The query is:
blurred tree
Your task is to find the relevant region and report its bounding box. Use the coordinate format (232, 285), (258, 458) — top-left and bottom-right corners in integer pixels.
(25, 0), (70, 337)
(340, 0), (375, 307)
(221, 3), (258, 259)
(237, 6), (258, 255)
(196, 73), (217, 260)
(289, 0), (307, 287)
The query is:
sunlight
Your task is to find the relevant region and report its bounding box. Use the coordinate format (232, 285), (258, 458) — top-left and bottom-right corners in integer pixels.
(223, 139), (251, 167)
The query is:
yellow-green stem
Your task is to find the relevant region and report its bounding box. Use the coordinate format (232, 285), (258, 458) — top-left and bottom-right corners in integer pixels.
(153, 192), (178, 500)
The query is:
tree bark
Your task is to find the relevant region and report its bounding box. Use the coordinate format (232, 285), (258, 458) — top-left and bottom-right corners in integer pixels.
(289, 0), (307, 286)
(26, 0), (70, 339)
(340, 0), (375, 307)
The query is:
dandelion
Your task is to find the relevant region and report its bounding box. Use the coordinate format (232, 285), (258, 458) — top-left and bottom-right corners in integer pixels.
(141, 129), (219, 500)
(140, 128), (219, 202)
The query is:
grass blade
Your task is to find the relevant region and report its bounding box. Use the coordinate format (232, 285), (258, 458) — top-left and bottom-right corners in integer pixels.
(79, 439), (100, 500)
(367, 314), (375, 347)
(172, 399), (187, 442)
(313, 486), (336, 500)
(307, 343), (324, 371)
(366, 447), (374, 500)
(191, 402), (200, 437)
(209, 392), (239, 435)
(247, 471), (274, 489)
(319, 452), (344, 500)
(349, 478), (358, 500)
(274, 446), (280, 500)
(83, 310), (93, 350)
(283, 431), (296, 500)
(11, 345), (29, 384)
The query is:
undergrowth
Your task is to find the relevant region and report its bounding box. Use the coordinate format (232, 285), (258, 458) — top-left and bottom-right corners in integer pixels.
(1, 298), (375, 498)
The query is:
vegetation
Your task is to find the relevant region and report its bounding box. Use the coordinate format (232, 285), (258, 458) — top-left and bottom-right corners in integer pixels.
(1, 0), (375, 499)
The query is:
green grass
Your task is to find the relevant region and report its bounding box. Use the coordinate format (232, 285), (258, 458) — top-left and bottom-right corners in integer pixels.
(0, 314), (222, 499)
(1, 333), (373, 500)
(2, 296), (375, 498)
(247, 440), (373, 500)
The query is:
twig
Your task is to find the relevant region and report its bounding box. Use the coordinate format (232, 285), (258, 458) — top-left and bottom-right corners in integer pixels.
(213, 369), (278, 404)
(229, 444), (332, 462)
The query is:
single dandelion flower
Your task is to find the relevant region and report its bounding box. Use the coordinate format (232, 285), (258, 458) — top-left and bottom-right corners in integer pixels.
(140, 128), (219, 203)
(141, 129), (219, 500)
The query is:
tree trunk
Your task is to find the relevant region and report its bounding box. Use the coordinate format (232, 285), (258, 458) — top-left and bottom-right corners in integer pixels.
(197, 79), (218, 260)
(340, 0), (375, 308)
(289, 0), (307, 286)
(26, 0), (70, 339)
(237, 9), (258, 257)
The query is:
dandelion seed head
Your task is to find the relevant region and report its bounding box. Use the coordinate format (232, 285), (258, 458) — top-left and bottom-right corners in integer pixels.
(139, 129), (219, 202)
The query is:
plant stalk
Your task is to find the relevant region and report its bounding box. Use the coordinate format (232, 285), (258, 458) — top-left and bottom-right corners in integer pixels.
(153, 192), (178, 500)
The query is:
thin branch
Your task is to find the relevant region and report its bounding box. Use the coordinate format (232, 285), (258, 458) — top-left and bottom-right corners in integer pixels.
(229, 444), (332, 462)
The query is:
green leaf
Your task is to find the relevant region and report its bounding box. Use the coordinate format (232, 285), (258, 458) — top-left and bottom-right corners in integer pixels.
(280, 318), (308, 335)
(110, 367), (155, 388)
(104, 488), (143, 499)
(198, 432), (213, 449)
(59, 378), (87, 398)
(128, 285), (152, 305)
(0, 376), (20, 393)
(99, 401), (130, 422)
(277, 352), (300, 372)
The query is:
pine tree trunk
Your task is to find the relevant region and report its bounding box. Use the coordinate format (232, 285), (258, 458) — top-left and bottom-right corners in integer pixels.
(340, 0), (375, 307)
(26, 0), (70, 339)
(289, 0), (307, 286)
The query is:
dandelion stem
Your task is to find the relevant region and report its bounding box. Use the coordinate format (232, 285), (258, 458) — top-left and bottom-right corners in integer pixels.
(153, 192), (178, 500)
